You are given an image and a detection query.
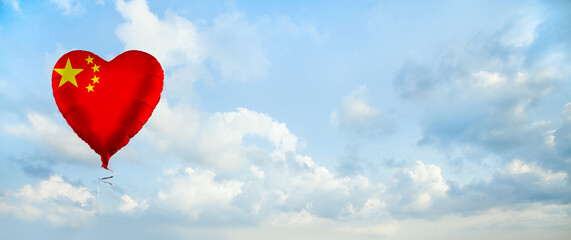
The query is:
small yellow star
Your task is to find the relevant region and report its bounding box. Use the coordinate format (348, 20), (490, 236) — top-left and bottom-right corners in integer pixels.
(92, 75), (100, 84)
(86, 84), (94, 92)
(92, 64), (100, 72)
(54, 58), (83, 87)
(85, 55), (94, 65)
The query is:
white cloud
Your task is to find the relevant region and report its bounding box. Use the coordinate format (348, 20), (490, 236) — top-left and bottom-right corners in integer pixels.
(438, 159), (571, 216)
(0, 175), (95, 227)
(50, 0), (84, 15)
(266, 209), (327, 227)
(163, 202), (570, 240)
(4, 113), (95, 164)
(226, 151), (387, 223)
(331, 85), (393, 136)
(115, 0), (202, 68)
(389, 161), (448, 212)
(377, 158), (570, 218)
(148, 145), (386, 226)
(157, 167), (243, 221)
(250, 165), (265, 179)
(544, 129), (556, 146)
(499, 10), (542, 48)
(263, 209), (397, 238)
(393, 9), (569, 168)
(392, 203), (571, 240)
(144, 100), (387, 223)
(17, 175), (93, 206)
(500, 159), (567, 187)
(115, 0), (271, 82)
(277, 156), (385, 219)
(118, 194), (148, 214)
(336, 221), (398, 236)
(472, 70), (506, 87)
(0, 202), (41, 220)
(142, 100), (299, 171)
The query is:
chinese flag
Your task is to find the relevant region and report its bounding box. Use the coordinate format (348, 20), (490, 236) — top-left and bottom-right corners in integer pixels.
(52, 50), (163, 170)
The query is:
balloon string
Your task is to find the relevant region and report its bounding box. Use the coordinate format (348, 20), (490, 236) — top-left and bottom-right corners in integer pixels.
(101, 175), (114, 186)
(98, 167), (114, 240)
(100, 167), (115, 186)
(97, 167), (106, 240)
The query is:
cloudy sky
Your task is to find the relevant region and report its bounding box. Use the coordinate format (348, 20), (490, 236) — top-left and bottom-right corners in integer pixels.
(1, 0), (570, 239)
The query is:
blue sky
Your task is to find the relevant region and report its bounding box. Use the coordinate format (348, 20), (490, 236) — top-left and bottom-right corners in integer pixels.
(1, 0), (570, 239)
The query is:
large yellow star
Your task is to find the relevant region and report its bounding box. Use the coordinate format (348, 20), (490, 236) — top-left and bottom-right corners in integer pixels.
(54, 58), (83, 87)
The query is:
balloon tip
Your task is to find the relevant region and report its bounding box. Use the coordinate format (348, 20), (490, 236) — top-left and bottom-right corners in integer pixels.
(101, 165), (114, 173)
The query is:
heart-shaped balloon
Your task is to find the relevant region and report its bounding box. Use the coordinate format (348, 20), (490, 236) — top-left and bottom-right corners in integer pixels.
(52, 50), (163, 170)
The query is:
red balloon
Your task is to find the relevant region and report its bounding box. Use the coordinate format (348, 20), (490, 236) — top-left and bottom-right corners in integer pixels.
(52, 50), (163, 170)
